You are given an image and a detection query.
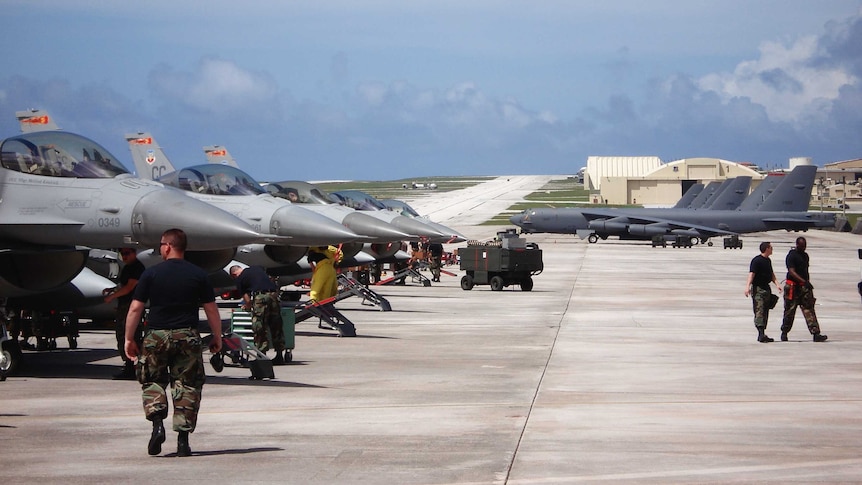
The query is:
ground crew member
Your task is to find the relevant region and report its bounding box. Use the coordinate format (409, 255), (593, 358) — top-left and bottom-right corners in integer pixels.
(781, 236), (828, 342)
(427, 242), (444, 282)
(103, 247), (145, 379)
(125, 228), (223, 457)
(308, 246), (340, 301)
(229, 265), (286, 365)
(745, 241), (781, 343)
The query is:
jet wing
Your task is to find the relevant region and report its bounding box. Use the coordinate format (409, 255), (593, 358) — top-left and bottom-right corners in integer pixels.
(581, 210), (738, 238)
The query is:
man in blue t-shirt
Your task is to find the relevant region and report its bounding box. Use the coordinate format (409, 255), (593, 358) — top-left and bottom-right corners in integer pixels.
(125, 228), (223, 457)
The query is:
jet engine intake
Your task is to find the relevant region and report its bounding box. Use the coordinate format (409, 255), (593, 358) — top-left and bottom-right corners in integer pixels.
(0, 246), (89, 292)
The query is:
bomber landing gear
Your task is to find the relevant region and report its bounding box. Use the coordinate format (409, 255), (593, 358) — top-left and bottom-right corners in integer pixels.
(588, 234), (599, 244)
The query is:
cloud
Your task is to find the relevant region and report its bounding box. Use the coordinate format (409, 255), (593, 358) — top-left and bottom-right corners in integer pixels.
(148, 58), (282, 123)
(697, 29), (858, 126)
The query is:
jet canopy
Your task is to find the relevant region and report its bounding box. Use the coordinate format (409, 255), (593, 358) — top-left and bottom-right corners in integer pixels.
(0, 131), (129, 179)
(265, 180), (334, 205)
(329, 190), (388, 211)
(380, 199), (421, 217)
(158, 164), (266, 196)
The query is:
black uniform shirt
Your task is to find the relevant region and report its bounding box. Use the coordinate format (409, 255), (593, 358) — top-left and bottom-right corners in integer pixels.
(235, 265), (277, 296)
(785, 249), (810, 282)
(749, 254), (774, 289)
(118, 259), (145, 306)
(133, 259), (215, 330)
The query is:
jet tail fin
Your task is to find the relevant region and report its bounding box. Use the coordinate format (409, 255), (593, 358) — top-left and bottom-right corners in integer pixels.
(125, 132), (177, 180)
(756, 165), (817, 212)
(737, 172), (784, 211)
(673, 183), (704, 209)
(707, 176), (751, 210)
(16, 109), (60, 133)
(204, 145), (239, 168)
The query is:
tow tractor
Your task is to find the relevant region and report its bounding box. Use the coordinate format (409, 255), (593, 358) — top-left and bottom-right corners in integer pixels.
(459, 229), (543, 291)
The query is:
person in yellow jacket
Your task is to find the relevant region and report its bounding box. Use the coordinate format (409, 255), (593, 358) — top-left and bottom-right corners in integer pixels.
(308, 246), (341, 302)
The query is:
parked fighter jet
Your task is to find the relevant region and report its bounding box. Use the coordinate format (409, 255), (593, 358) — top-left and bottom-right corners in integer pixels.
(0, 130), (266, 298)
(126, 133), (361, 267)
(378, 199), (467, 243)
(511, 165), (835, 244)
(329, 190), (450, 240)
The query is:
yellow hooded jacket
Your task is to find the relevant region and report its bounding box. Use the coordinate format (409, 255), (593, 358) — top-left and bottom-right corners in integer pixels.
(309, 246), (341, 302)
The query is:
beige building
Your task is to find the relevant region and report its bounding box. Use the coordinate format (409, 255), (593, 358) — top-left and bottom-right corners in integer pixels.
(588, 157), (764, 205)
(818, 158), (862, 206)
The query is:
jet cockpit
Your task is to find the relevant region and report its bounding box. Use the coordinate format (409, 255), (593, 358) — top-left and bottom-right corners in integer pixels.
(158, 164), (265, 196)
(1, 131), (128, 179)
(329, 190), (389, 211)
(265, 181), (334, 205)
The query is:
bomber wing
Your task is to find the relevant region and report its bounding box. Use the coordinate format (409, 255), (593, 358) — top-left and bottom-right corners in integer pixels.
(580, 210), (738, 239)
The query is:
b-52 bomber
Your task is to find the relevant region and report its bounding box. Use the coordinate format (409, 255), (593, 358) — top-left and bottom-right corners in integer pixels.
(511, 165), (835, 245)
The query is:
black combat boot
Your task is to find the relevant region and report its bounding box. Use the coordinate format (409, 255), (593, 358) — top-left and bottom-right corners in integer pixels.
(148, 419), (166, 456)
(272, 351), (285, 365)
(757, 327), (773, 343)
(177, 430), (191, 457)
(813, 333), (828, 342)
(780, 331), (788, 342)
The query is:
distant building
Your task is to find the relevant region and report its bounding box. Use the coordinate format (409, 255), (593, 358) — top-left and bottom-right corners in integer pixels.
(586, 157), (763, 205)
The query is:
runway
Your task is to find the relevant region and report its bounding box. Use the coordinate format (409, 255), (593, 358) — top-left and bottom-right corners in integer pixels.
(3, 177), (862, 483)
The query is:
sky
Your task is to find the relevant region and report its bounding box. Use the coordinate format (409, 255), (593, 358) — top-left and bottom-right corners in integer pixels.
(1, 1), (861, 182)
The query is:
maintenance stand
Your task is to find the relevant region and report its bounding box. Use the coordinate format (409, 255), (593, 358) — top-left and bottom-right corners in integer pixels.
(459, 229), (543, 291)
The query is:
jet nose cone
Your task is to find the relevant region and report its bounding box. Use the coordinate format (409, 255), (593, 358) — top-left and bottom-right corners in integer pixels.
(423, 220), (468, 243)
(272, 205), (361, 246)
(343, 212), (411, 241)
(133, 188), (261, 250)
(390, 215), (447, 239)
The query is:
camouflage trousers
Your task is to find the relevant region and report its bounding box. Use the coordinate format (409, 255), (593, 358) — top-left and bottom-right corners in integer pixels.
(136, 328), (206, 432)
(782, 283), (820, 335)
(429, 256), (442, 280)
(251, 293), (284, 353)
(750, 285), (772, 329)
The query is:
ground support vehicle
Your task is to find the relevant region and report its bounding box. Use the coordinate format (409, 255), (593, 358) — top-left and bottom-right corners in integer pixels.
(723, 235), (744, 249)
(459, 231), (543, 291)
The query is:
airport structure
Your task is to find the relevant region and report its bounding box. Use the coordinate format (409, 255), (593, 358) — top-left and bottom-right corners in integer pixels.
(584, 156), (765, 206)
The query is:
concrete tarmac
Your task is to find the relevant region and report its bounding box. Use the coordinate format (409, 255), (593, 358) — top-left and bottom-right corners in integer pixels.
(4, 207), (862, 482)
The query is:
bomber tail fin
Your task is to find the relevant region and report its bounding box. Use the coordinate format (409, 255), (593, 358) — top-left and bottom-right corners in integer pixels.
(706, 176), (752, 210)
(688, 181), (722, 209)
(125, 132), (177, 181)
(673, 183), (704, 209)
(756, 165), (817, 212)
(737, 172), (785, 211)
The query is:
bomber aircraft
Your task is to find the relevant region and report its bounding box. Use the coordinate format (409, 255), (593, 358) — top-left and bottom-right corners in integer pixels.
(511, 165), (835, 245)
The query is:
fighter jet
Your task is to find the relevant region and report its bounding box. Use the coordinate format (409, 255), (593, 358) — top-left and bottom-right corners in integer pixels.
(199, 144), (420, 261)
(0, 130), (267, 299)
(378, 198), (468, 243)
(126, 133), (362, 267)
(510, 165), (835, 245)
(329, 190), (450, 241)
